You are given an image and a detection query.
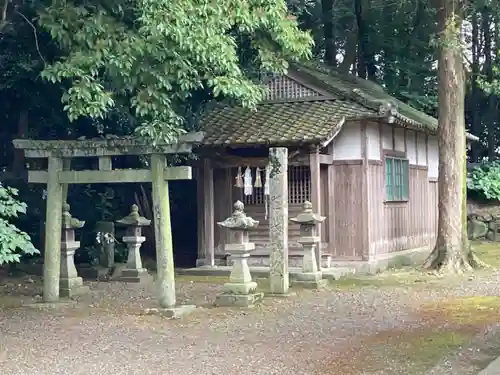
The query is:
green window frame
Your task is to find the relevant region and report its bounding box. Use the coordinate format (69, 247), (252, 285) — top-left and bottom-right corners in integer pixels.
(385, 157), (409, 201)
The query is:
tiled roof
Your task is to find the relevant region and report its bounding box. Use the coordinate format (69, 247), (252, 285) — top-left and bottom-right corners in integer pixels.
(200, 99), (375, 146)
(291, 61), (478, 141)
(199, 60), (478, 146)
(291, 61), (438, 132)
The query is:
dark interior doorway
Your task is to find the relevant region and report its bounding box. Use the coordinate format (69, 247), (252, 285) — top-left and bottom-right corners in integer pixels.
(169, 179), (198, 268)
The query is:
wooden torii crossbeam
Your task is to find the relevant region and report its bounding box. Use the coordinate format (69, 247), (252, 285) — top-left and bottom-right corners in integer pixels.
(13, 132), (204, 315)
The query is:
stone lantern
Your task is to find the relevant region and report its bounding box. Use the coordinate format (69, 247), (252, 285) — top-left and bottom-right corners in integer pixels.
(115, 204), (151, 282)
(214, 201), (263, 307)
(60, 203), (89, 297)
(290, 201), (327, 289)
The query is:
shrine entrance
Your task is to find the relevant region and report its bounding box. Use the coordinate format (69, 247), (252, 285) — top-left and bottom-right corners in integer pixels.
(13, 132), (203, 315)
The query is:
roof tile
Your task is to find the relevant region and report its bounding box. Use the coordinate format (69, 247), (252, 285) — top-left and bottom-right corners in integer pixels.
(200, 99), (375, 146)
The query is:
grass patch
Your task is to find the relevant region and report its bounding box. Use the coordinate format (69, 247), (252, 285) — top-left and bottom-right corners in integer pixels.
(420, 296), (500, 325)
(175, 275), (228, 284)
(471, 241), (500, 268)
(320, 326), (474, 375)
(328, 270), (451, 291)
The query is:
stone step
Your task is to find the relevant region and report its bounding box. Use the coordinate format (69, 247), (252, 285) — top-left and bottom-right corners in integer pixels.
(176, 266), (356, 280)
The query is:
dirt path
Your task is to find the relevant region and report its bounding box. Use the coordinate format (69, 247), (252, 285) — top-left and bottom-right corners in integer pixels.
(1, 271), (500, 375)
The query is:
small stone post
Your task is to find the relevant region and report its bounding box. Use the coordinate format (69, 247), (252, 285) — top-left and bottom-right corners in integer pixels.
(115, 205), (151, 283)
(290, 201), (327, 289)
(214, 201), (263, 307)
(268, 147), (290, 296)
(60, 203), (89, 297)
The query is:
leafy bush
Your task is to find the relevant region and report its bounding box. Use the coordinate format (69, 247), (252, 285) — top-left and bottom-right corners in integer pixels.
(0, 183), (39, 264)
(468, 161), (500, 201)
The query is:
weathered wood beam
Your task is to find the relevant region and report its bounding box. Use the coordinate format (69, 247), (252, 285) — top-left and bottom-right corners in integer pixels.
(319, 154), (332, 165)
(211, 154), (310, 168)
(309, 146), (322, 270)
(98, 156), (112, 170)
(203, 159), (215, 266)
(13, 132), (205, 158)
(27, 167), (192, 184)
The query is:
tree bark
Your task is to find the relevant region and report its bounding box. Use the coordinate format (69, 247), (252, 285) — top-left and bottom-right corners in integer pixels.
(321, 0), (336, 66)
(339, 22), (358, 73)
(425, 0), (471, 272)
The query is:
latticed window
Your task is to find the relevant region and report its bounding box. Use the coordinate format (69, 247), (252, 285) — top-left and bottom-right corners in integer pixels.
(288, 166), (311, 204)
(385, 157), (409, 201)
(264, 76), (319, 101)
(240, 166), (311, 205)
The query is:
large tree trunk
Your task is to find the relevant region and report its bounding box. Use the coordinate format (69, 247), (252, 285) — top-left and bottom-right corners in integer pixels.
(321, 0), (336, 66)
(425, 0), (471, 272)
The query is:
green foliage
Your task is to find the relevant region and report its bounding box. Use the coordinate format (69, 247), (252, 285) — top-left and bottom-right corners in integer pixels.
(38, 0), (313, 142)
(0, 183), (39, 265)
(468, 161), (500, 200)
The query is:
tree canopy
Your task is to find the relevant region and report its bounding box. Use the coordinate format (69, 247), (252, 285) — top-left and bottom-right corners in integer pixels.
(37, 0), (313, 142)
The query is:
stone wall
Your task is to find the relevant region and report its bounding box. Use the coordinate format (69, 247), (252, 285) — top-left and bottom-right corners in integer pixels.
(467, 199), (500, 241)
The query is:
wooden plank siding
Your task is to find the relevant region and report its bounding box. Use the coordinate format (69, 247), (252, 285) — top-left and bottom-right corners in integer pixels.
(364, 119), (439, 258)
(330, 162), (364, 259)
(367, 164), (437, 255)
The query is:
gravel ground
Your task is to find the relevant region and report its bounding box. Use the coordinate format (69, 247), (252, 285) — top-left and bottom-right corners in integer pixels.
(1, 271), (500, 375)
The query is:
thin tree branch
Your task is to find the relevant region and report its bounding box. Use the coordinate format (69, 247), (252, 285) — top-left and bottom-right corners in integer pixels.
(15, 10), (46, 65)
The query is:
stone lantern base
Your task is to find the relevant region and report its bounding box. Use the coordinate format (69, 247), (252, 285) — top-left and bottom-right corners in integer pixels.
(214, 280), (264, 307)
(293, 271), (328, 289)
(214, 243), (264, 308)
(60, 276), (90, 298)
(113, 236), (151, 283)
(114, 267), (150, 283)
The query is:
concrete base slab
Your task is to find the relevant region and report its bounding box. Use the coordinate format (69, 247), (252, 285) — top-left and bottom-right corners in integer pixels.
(293, 278), (328, 289)
(143, 305), (197, 319)
(60, 285), (90, 298)
(478, 355), (500, 375)
(77, 266), (112, 281)
(265, 291), (297, 298)
(113, 269), (151, 283)
(214, 292), (264, 307)
(21, 300), (78, 310)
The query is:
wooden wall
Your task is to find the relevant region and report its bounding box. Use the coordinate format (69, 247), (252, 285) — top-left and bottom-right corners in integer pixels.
(329, 162), (364, 259)
(365, 121), (439, 257)
(367, 164), (438, 255)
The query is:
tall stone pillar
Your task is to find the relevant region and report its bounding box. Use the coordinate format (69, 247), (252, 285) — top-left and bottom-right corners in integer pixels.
(268, 147), (290, 296)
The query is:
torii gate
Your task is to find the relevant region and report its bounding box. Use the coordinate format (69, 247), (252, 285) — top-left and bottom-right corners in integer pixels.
(13, 132), (204, 314)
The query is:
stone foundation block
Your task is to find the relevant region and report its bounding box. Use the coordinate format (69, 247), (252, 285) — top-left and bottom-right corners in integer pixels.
(59, 276), (89, 298)
(293, 271), (327, 289)
(114, 268), (150, 283)
(143, 305), (197, 319)
(214, 292), (263, 307)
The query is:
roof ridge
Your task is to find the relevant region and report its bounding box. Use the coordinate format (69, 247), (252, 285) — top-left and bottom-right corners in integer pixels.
(290, 61), (439, 132)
